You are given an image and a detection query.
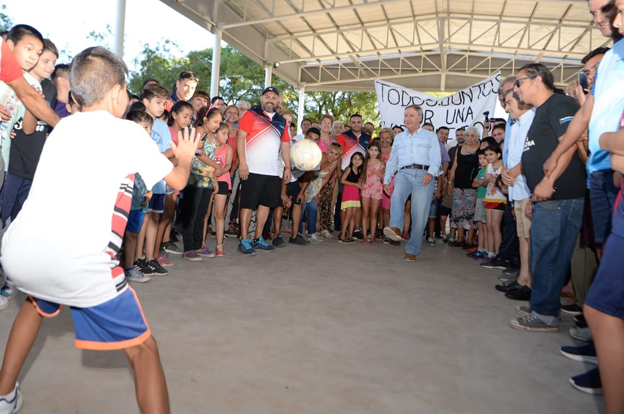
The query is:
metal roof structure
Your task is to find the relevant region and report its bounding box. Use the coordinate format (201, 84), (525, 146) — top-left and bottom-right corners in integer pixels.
(160, 0), (609, 92)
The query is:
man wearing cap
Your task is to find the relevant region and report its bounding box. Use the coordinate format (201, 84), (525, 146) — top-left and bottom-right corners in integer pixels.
(236, 86), (291, 255)
(165, 71), (199, 111)
(383, 105), (442, 262)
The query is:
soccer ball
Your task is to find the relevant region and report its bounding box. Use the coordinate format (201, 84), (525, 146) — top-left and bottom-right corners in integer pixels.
(291, 139), (322, 171)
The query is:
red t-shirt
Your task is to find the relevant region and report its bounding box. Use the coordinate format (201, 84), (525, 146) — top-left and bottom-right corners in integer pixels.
(238, 107), (290, 176)
(336, 133), (365, 170)
(0, 39), (23, 83)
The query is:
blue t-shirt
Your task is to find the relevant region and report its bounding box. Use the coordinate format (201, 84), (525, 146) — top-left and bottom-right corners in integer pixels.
(150, 119), (172, 194)
(588, 39), (624, 175)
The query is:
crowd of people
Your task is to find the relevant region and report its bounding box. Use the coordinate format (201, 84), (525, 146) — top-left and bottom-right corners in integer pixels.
(0, 0), (624, 409)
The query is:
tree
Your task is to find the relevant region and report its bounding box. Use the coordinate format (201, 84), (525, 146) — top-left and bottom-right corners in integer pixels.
(0, 5), (13, 32)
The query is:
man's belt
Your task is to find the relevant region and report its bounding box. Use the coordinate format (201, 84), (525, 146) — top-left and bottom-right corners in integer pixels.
(400, 164), (429, 170)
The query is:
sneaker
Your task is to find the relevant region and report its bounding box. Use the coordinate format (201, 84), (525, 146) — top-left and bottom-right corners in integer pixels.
(272, 235), (286, 248)
(225, 228), (238, 236)
(238, 238), (257, 256)
(574, 314), (588, 329)
(147, 259), (168, 275)
(570, 327), (593, 342)
(157, 256), (173, 267)
(509, 314), (559, 332)
(0, 382), (23, 413)
(163, 241), (183, 255)
(352, 230), (364, 240)
(338, 237), (350, 244)
(427, 237), (436, 246)
(504, 285), (532, 301)
(1, 284), (12, 299)
(321, 229), (333, 239)
(480, 256), (509, 269)
(383, 227), (403, 241)
(501, 267), (520, 276)
(125, 267), (151, 283)
(515, 305), (533, 316)
(561, 303), (583, 316)
(479, 256), (492, 263)
(183, 251), (203, 262)
(495, 280), (520, 292)
(560, 342), (598, 364)
(569, 367), (602, 395)
(134, 258), (155, 275)
(196, 245), (216, 258)
(382, 236), (390, 245)
(215, 245), (225, 257)
(441, 233), (449, 243)
(309, 233), (324, 242)
(252, 237), (276, 252)
(289, 235), (310, 245)
(499, 273), (518, 283)
(0, 296), (9, 312)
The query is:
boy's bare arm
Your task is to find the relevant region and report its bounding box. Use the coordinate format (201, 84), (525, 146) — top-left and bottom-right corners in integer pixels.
(164, 128), (201, 190)
(6, 76), (61, 127)
(22, 109), (37, 135)
(600, 130), (624, 156)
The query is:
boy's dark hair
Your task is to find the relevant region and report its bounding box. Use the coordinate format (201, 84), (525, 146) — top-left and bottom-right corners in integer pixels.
(126, 109), (154, 126)
(582, 47), (610, 64)
(477, 148), (487, 156)
(301, 118), (312, 126)
(52, 64), (69, 80)
(350, 113), (362, 121)
(69, 47), (127, 108)
(130, 94), (140, 101)
(67, 91), (76, 106)
(141, 78), (159, 90)
(179, 71), (199, 82)
(42, 39), (59, 58)
(192, 90), (210, 101)
(456, 126), (466, 133)
(168, 101), (194, 126)
(142, 83), (170, 102)
(493, 124), (506, 132)
(481, 136), (498, 148)
(422, 122), (434, 130)
(392, 125), (404, 132)
(436, 126), (449, 133)
(7, 24), (44, 45)
(211, 96), (224, 104)
(484, 143), (502, 155)
(0, 31), (8, 40)
(306, 127), (321, 137)
(129, 101), (146, 112)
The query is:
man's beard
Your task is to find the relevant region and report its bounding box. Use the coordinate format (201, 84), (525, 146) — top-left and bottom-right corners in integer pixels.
(262, 104), (274, 113)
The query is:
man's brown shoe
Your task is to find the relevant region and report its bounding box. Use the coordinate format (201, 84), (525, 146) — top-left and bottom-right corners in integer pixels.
(384, 226), (403, 241)
(404, 253), (416, 262)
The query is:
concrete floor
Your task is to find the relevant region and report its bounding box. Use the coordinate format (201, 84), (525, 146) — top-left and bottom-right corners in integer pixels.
(0, 235), (605, 414)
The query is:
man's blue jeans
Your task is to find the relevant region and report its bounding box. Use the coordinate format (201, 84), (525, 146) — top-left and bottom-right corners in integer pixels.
(389, 169), (434, 256)
(589, 169), (619, 243)
(299, 197), (318, 235)
(530, 198), (584, 317)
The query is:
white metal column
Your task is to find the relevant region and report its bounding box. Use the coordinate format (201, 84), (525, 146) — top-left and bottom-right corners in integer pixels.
(210, 28), (223, 98)
(297, 86), (306, 134)
(114, 0), (126, 58)
(264, 65), (273, 88)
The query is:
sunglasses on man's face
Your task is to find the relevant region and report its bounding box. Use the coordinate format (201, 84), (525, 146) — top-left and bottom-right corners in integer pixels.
(514, 76), (535, 88)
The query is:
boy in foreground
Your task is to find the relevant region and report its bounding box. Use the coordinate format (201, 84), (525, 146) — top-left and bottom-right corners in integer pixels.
(0, 47), (199, 414)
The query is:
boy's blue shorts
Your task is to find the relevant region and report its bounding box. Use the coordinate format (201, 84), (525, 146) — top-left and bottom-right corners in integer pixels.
(147, 194), (165, 214)
(30, 287), (151, 350)
(585, 232), (624, 320)
(127, 209), (145, 234)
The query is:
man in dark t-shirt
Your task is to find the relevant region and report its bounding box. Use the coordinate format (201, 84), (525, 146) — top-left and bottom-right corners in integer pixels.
(508, 63), (586, 333)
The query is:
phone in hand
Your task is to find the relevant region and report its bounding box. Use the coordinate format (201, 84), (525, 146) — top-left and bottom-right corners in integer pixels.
(579, 72), (589, 94)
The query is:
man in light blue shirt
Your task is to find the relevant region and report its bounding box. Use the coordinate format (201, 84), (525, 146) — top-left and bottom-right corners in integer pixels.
(501, 90), (534, 300)
(383, 105), (441, 261)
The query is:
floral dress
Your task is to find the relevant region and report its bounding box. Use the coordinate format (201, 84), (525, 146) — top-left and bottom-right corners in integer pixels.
(361, 162), (383, 200)
(188, 134), (216, 189)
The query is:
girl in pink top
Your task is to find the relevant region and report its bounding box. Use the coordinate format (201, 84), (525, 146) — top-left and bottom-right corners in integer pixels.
(212, 123), (233, 256)
(360, 141), (385, 245)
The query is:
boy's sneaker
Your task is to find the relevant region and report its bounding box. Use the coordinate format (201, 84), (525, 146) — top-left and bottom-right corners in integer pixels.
(146, 259), (168, 275)
(1, 285), (12, 299)
(574, 314), (588, 329)
(352, 230), (364, 240)
(569, 327), (593, 342)
(252, 237), (275, 252)
(238, 238), (257, 256)
(561, 303), (583, 316)
(183, 251), (202, 262)
(162, 241), (183, 255)
(157, 256), (173, 267)
(515, 305), (533, 316)
(309, 233), (323, 242)
(560, 342), (598, 364)
(427, 237), (436, 246)
(382, 236), (390, 245)
(0, 296), (9, 312)
(0, 382), (22, 413)
(134, 258), (155, 275)
(441, 233), (449, 243)
(125, 267), (151, 283)
(216, 245), (225, 257)
(509, 314), (559, 332)
(321, 229), (333, 239)
(196, 245), (216, 258)
(569, 367), (602, 395)
(480, 256), (509, 269)
(272, 235), (286, 248)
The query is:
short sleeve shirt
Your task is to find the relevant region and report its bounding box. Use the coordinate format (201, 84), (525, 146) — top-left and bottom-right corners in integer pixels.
(1, 111), (173, 308)
(238, 106), (289, 176)
(150, 119), (172, 194)
(521, 94), (586, 200)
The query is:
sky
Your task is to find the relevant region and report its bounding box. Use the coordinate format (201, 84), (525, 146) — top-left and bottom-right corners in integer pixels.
(4, 0), (215, 64)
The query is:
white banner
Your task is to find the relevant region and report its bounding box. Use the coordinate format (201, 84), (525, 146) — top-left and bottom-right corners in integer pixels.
(374, 73), (501, 141)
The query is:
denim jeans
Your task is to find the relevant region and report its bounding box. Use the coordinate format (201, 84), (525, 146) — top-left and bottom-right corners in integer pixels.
(589, 169), (619, 243)
(299, 197), (318, 235)
(389, 169), (435, 256)
(530, 198), (584, 317)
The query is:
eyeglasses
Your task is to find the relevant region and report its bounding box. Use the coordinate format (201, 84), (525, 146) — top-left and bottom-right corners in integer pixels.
(514, 76), (535, 88)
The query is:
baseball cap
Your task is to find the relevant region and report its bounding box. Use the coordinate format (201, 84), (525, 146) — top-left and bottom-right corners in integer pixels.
(262, 86), (280, 96)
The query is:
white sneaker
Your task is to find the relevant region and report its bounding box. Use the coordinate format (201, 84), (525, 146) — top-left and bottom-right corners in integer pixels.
(321, 229), (333, 239)
(0, 296), (9, 312)
(0, 383), (22, 414)
(125, 268), (152, 283)
(309, 233), (324, 242)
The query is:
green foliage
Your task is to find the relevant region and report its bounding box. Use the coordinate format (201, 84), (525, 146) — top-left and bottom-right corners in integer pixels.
(304, 91), (379, 132)
(0, 5), (13, 32)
